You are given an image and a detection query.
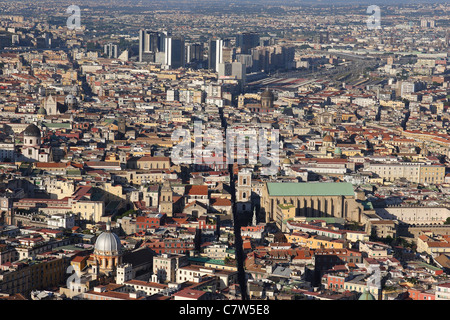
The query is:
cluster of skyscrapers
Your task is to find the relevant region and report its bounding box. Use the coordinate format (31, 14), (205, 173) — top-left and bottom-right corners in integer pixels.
(138, 30), (185, 69)
(104, 42), (118, 59)
(138, 30), (262, 71)
(137, 29), (296, 91)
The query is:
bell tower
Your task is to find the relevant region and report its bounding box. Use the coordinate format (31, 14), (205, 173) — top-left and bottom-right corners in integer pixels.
(238, 94), (245, 108)
(235, 169), (252, 214)
(118, 117), (126, 135)
(159, 180), (173, 216)
(1, 197), (12, 225)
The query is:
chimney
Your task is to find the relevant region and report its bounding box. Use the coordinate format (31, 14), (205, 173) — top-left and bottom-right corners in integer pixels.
(129, 292), (140, 299)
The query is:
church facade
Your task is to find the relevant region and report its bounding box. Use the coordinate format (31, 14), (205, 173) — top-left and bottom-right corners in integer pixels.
(19, 123), (51, 162)
(261, 182), (364, 224)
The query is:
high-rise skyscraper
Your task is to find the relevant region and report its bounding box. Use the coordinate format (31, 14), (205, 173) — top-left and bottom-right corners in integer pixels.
(165, 35), (185, 69)
(236, 32), (260, 54)
(251, 45), (295, 72)
(208, 38), (223, 72)
(139, 29), (153, 62)
(139, 30), (170, 63)
(420, 19), (435, 28)
(186, 43), (204, 64)
(158, 31), (169, 52)
(218, 61), (246, 90)
(222, 47), (235, 63)
(104, 43), (118, 59)
(236, 54), (253, 72)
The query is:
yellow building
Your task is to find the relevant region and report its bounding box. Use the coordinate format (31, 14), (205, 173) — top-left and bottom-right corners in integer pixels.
(380, 100), (405, 109)
(417, 234), (450, 257)
(367, 220), (397, 239)
(124, 170), (169, 185)
(0, 257), (66, 295)
(420, 165), (445, 184)
(44, 179), (76, 200)
(103, 182), (126, 201)
(285, 232), (345, 249)
(337, 147), (364, 157)
(156, 73), (178, 80)
(367, 163), (445, 184)
(276, 204), (296, 232)
(344, 281), (382, 299)
(135, 137), (174, 148)
(105, 154), (120, 162)
(72, 200), (105, 223)
(136, 156), (171, 170)
(205, 261), (238, 272)
(70, 255), (89, 275)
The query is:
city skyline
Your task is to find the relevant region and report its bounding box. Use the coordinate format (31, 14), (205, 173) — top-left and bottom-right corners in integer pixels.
(0, 0), (449, 311)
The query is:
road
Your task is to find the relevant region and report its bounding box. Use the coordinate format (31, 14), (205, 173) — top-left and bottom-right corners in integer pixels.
(219, 106), (249, 300)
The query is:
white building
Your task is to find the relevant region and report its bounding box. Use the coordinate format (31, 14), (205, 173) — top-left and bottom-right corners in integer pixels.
(47, 213), (75, 229)
(176, 265), (238, 290)
(153, 253), (188, 283)
(375, 206), (450, 225)
(435, 283), (450, 300)
(0, 142), (15, 162)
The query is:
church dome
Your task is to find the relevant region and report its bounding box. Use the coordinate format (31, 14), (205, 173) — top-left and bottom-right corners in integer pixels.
(334, 147), (342, 155)
(261, 88), (274, 99)
(23, 124), (41, 137)
(65, 94), (77, 109)
(94, 223), (122, 256)
(37, 106), (47, 115)
(65, 94), (76, 103)
(323, 134), (334, 143)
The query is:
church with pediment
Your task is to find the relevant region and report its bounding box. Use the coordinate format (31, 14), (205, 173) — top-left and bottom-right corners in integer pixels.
(39, 94), (78, 116)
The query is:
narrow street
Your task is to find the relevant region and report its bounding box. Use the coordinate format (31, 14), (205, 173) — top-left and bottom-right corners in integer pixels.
(220, 107), (249, 300)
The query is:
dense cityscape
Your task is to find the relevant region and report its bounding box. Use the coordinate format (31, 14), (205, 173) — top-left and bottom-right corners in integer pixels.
(0, 0), (449, 305)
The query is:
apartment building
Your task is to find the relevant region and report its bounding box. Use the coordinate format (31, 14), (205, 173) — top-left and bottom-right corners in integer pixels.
(0, 257), (66, 296)
(435, 283), (450, 300)
(366, 162), (445, 184)
(176, 265), (238, 290)
(153, 253), (188, 283)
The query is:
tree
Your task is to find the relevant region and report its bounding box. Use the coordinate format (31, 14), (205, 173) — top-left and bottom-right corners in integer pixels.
(113, 209), (135, 221)
(86, 41), (100, 52)
(385, 235), (393, 245)
(346, 221), (362, 231)
(369, 226), (378, 241)
(298, 44), (311, 50)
